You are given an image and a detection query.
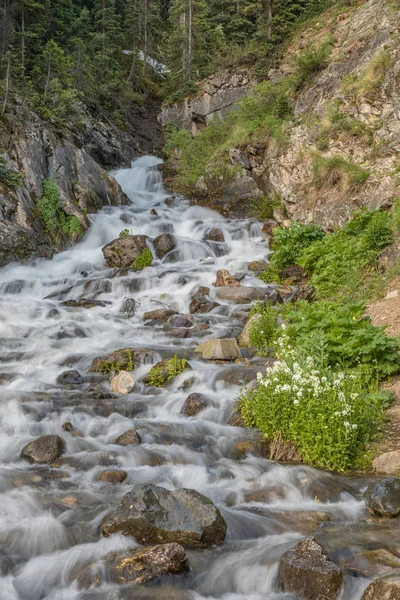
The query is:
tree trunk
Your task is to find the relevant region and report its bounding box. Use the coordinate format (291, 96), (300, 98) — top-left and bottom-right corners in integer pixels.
(1, 54), (10, 117)
(261, 0), (272, 40)
(43, 55), (51, 102)
(1, 0), (9, 58)
(21, 3), (25, 73)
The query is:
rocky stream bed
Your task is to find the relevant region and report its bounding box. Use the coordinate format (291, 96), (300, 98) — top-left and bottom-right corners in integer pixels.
(0, 156), (400, 600)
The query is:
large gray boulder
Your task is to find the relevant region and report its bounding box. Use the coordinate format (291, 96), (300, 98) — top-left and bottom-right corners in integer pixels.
(101, 483), (227, 547)
(364, 477), (400, 517)
(278, 537), (342, 599)
(102, 235), (148, 268)
(22, 435), (64, 464)
(153, 233), (177, 258)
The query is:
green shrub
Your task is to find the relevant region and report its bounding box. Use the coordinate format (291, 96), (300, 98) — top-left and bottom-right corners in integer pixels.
(269, 221), (325, 271)
(240, 339), (392, 471)
(133, 248), (153, 270)
(284, 300), (400, 379)
(119, 229), (130, 238)
(312, 154), (370, 189)
(251, 194), (281, 220)
(38, 178), (82, 242)
(248, 301), (279, 355)
(147, 356), (189, 387)
(293, 42), (332, 89)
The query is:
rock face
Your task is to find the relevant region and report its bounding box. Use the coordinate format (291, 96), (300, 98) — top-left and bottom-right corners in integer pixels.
(364, 477), (400, 517)
(278, 537), (343, 600)
(153, 233), (177, 258)
(213, 269), (240, 288)
(204, 228), (225, 242)
(102, 235), (149, 269)
(101, 483), (227, 547)
(110, 371), (136, 394)
(195, 339), (242, 360)
(105, 543), (189, 585)
(115, 429), (141, 446)
(373, 451), (400, 475)
(182, 393), (209, 416)
(22, 435), (64, 464)
(361, 575), (400, 600)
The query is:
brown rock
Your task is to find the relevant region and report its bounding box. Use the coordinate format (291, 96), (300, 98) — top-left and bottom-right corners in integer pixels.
(89, 348), (152, 374)
(102, 235), (149, 269)
(153, 233), (177, 259)
(143, 309), (177, 322)
(248, 260), (267, 272)
(373, 450), (400, 475)
(195, 338), (242, 360)
(182, 393), (208, 417)
(166, 314), (194, 328)
(115, 429), (141, 446)
(22, 435), (64, 464)
(96, 470), (127, 484)
(244, 485), (287, 503)
(278, 537), (342, 599)
(215, 286), (269, 304)
(142, 358), (191, 387)
(110, 370), (135, 394)
(204, 228), (225, 242)
(361, 575), (400, 599)
(262, 219), (278, 236)
(279, 265), (305, 282)
(213, 269), (240, 288)
(62, 422), (73, 432)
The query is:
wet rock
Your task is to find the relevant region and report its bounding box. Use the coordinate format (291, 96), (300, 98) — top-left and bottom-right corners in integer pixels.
(229, 148), (250, 170)
(62, 422), (74, 432)
(361, 575), (400, 599)
(238, 314), (262, 348)
(244, 485), (287, 503)
(105, 543), (189, 585)
(153, 233), (177, 259)
(56, 370), (84, 386)
(364, 477), (400, 517)
(248, 260), (267, 272)
(189, 287), (220, 314)
(111, 371), (136, 394)
(215, 286), (269, 304)
(262, 219), (278, 236)
(166, 314), (194, 328)
(195, 338), (242, 360)
(90, 348), (153, 374)
(297, 284), (316, 302)
(102, 235), (149, 269)
(279, 265), (305, 282)
(22, 435), (64, 464)
(96, 470), (127, 484)
(101, 483), (227, 547)
(278, 537), (343, 599)
(168, 329), (190, 339)
(213, 269), (240, 288)
(204, 228), (225, 242)
(61, 299), (108, 309)
(234, 438), (269, 459)
(143, 359), (191, 387)
(217, 366), (261, 386)
(143, 309), (177, 322)
(115, 429), (141, 446)
(150, 209), (158, 216)
(373, 451), (400, 475)
(120, 297), (137, 319)
(182, 393), (208, 417)
(227, 410), (245, 427)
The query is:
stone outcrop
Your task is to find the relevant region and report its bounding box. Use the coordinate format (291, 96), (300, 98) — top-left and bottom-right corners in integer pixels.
(364, 477), (400, 517)
(278, 537), (343, 599)
(114, 429), (141, 446)
(101, 483), (227, 547)
(213, 269), (240, 288)
(204, 228), (225, 242)
(102, 235), (149, 269)
(153, 233), (177, 258)
(182, 393), (209, 416)
(22, 435), (64, 464)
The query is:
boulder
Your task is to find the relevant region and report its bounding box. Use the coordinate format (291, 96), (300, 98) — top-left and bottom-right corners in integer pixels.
(189, 287), (220, 314)
(195, 339), (242, 360)
(182, 393), (208, 417)
(111, 371), (135, 394)
(238, 314), (262, 348)
(62, 422), (74, 432)
(96, 470), (127, 484)
(120, 297), (137, 319)
(361, 575), (400, 600)
(215, 286), (269, 304)
(204, 228), (225, 242)
(213, 269), (240, 288)
(262, 219), (278, 235)
(166, 314), (194, 329)
(89, 348), (153, 374)
(102, 235), (149, 269)
(22, 435), (64, 464)
(248, 260), (267, 272)
(373, 451), (400, 475)
(229, 148), (250, 170)
(56, 370), (84, 386)
(364, 477), (400, 517)
(143, 309), (177, 322)
(101, 483), (227, 547)
(115, 429), (141, 446)
(278, 537), (343, 599)
(143, 359), (191, 387)
(153, 233), (177, 259)
(61, 299), (108, 309)
(105, 543), (189, 585)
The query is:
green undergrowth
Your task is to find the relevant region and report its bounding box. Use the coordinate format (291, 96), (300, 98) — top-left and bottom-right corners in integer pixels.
(243, 206), (400, 471)
(133, 248), (153, 271)
(96, 350), (134, 375)
(146, 356), (189, 387)
(38, 178), (82, 245)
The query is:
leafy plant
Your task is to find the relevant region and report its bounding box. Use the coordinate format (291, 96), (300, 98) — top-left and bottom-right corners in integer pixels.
(293, 41), (332, 89)
(119, 229), (130, 238)
(37, 178), (82, 243)
(133, 248), (153, 271)
(248, 301), (279, 355)
(269, 221), (325, 271)
(251, 194), (281, 220)
(147, 356), (189, 387)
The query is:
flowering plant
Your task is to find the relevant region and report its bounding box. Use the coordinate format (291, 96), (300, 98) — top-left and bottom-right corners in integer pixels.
(241, 331), (393, 471)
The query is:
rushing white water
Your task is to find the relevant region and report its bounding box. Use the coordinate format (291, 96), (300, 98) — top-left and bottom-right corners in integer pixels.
(0, 157), (381, 599)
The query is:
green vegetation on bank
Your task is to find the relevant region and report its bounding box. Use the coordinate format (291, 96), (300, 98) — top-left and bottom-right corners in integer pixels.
(38, 178), (82, 244)
(242, 207), (400, 471)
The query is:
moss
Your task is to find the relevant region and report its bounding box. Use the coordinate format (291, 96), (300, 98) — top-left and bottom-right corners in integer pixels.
(133, 248), (153, 271)
(145, 356), (190, 387)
